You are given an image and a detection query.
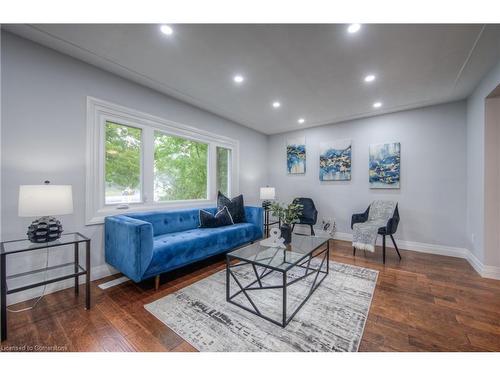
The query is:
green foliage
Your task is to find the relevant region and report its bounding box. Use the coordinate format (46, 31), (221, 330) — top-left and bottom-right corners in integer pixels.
(105, 122), (142, 192)
(270, 201), (303, 225)
(104, 122), (228, 203)
(154, 132), (208, 201)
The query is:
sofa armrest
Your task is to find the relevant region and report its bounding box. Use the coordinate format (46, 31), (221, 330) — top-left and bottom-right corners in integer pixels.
(245, 206), (264, 238)
(105, 215), (154, 282)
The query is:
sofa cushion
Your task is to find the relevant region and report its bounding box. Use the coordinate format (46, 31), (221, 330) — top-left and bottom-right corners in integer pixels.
(143, 223), (260, 278)
(199, 206), (234, 228)
(217, 191), (246, 223)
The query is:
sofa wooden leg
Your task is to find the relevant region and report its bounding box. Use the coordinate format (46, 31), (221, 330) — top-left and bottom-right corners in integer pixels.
(155, 275), (160, 291)
(353, 247), (356, 256)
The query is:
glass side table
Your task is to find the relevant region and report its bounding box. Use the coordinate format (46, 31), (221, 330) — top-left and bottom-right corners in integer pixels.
(263, 207), (281, 238)
(0, 232), (91, 342)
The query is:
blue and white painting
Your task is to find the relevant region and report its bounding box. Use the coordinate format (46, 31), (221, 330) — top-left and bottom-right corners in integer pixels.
(286, 137), (306, 174)
(369, 142), (401, 188)
(319, 140), (352, 181)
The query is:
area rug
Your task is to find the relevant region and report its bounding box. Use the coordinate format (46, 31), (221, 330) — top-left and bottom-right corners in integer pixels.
(144, 261), (378, 352)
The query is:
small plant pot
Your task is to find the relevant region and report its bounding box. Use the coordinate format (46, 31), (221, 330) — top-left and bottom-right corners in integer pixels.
(280, 223), (292, 245)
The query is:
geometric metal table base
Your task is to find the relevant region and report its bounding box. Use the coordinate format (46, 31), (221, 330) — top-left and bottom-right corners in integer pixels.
(226, 241), (329, 327)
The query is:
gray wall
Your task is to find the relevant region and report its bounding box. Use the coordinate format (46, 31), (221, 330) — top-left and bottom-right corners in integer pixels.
(0, 32), (268, 303)
(466, 59), (500, 267)
(484, 97), (500, 269)
(268, 101), (467, 249)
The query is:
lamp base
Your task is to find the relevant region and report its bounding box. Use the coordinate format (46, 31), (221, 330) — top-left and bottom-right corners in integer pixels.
(27, 216), (63, 243)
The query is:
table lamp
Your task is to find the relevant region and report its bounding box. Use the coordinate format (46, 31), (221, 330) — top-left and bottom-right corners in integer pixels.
(260, 187), (275, 210)
(18, 181), (74, 243)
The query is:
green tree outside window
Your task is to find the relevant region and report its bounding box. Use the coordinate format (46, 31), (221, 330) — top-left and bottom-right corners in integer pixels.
(105, 122), (142, 204)
(154, 131), (208, 201)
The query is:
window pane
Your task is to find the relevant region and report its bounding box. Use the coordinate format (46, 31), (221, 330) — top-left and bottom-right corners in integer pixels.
(105, 122), (142, 204)
(154, 132), (208, 201)
(216, 147), (231, 196)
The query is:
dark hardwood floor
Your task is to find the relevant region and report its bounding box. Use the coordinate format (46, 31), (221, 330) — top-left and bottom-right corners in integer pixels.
(2, 239), (500, 352)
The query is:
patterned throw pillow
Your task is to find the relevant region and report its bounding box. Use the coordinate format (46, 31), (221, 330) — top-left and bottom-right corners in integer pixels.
(217, 191), (246, 223)
(199, 206), (234, 228)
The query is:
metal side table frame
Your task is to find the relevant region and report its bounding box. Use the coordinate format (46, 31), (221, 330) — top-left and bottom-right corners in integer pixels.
(1, 232), (91, 342)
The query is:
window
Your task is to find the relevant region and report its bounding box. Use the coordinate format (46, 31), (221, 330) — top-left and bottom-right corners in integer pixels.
(154, 132), (208, 201)
(216, 147), (231, 196)
(86, 97), (239, 224)
(105, 122), (142, 204)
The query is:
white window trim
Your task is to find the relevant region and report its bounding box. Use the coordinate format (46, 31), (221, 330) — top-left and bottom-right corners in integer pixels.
(86, 97), (239, 225)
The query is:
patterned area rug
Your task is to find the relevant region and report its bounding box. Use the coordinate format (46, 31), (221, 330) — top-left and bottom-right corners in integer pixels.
(144, 261), (378, 352)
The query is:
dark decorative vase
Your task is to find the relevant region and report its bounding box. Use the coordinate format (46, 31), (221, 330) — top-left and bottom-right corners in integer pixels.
(27, 216), (63, 243)
(280, 223), (292, 245)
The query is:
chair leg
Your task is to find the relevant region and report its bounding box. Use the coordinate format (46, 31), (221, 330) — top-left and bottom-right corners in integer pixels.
(310, 225), (315, 236)
(291, 224), (295, 233)
(155, 275), (160, 291)
(390, 235), (402, 260)
(382, 235), (386, 264)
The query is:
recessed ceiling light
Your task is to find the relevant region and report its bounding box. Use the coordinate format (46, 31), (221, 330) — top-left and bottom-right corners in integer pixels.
(160, 24), (173, 36)
(272, 101), (281, 108)
(364, 74), (376, 83)
(233, 75), (244, 84)
(373, 101), (382, 108)
(347, 24), (361, 33)
(298, 118), (305, 124)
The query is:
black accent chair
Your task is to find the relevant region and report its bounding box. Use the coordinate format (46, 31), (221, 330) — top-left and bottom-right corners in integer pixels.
(351, 204), (401, 264)
(291, 198), (318, 236)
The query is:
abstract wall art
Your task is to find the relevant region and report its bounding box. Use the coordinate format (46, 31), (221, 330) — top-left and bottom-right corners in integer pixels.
(369, 142), (401, 188)
(319, 139), (352, 181)
(286, 137), (306, 174)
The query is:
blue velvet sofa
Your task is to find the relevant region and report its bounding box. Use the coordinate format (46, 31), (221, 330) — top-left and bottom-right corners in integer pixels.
(104, 206), (263, 283)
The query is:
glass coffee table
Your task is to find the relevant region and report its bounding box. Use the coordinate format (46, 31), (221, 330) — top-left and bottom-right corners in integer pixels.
(226, 234), (329, 327)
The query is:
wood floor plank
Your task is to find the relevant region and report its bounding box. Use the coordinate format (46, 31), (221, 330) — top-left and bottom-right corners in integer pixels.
(2, 239), (500, 352)
(466, 332), (500, 351)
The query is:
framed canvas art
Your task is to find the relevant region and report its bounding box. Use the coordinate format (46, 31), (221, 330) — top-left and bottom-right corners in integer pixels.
(286, 137), (306, 174)
(369, 142), (401, 188)
(319, 139), (352, 181)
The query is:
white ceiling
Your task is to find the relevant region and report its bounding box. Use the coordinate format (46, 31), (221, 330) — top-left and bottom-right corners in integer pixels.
(4, 24), (500, 134)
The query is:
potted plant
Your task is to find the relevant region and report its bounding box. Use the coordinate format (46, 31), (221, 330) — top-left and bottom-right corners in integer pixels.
(269, 201), (303, 245)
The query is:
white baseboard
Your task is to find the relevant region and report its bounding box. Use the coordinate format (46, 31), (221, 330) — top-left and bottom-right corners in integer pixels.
(333, 231), (469, 258)
(465, 250), (500, 280)
(333, 231), (500, 280)
(7, 263), (119, 306)
(465, 250), (484, 276)
(481, 265), (500, 279)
